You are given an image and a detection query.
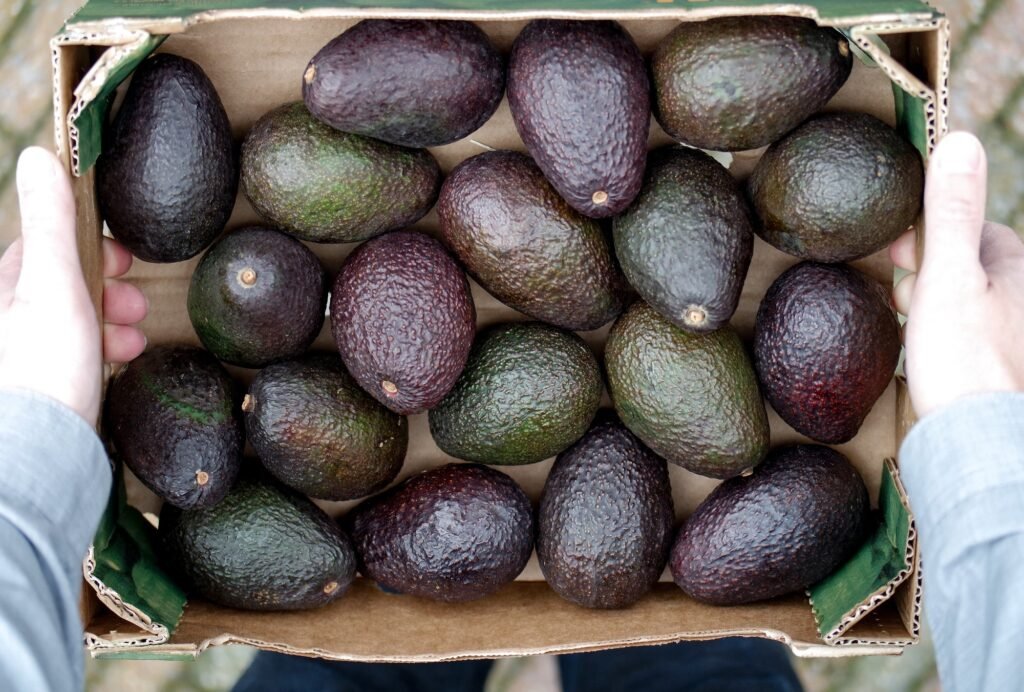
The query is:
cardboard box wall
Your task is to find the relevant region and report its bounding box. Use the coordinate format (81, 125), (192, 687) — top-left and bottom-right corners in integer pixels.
(51, 0), (949, 661)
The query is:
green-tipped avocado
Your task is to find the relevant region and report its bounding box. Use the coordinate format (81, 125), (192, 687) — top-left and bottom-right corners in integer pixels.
(437, 150), (628, 331)
(105, 347), (243, 509)
(244, 354), (407, 500)
(429, 322), (603, 465)
(605, 301), (769, 479)
(240, 102), (441, 243)
(187, 226), (326, 367)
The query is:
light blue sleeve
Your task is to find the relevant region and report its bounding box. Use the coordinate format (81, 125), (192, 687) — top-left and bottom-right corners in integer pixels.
(899, 392), (1024, 692)
(0, 389), (111, 692)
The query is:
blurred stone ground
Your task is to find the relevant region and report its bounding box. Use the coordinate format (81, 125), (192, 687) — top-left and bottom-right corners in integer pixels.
(1, 0), (1021, 689)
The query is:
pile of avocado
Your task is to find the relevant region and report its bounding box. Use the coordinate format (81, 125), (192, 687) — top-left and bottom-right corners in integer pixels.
(99, 15), (919, 614)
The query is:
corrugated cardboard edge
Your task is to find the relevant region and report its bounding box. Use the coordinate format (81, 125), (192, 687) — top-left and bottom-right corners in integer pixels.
(82, 547), (170, 649)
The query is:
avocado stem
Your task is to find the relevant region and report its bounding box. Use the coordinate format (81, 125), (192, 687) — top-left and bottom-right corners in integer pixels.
(838, 40), (850, 57)
(196, 470), (210, 486)
(591, 190), (609, 205)
(304, 64), (316, 84)
(381, 380), (399, 396)
(238, 267), (258, 287)
(241, 394), (255, 413)
(323, 581), (339, 595)
(683, 305), (708, 328)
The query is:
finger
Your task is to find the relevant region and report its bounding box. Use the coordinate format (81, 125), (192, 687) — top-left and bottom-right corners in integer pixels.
(979, 221), (1024, 270)
(892, 272), (916, 316)
(0, 239), (24, 308)
(920, 132), (987, 280)
(103, 279), (148, 325)
(889, 229), (919, 273)
(103, 237), (134, 278)
(103, 323), (147, 364)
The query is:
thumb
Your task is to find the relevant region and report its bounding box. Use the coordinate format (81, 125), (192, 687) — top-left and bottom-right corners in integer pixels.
(920, 132), (987, 280)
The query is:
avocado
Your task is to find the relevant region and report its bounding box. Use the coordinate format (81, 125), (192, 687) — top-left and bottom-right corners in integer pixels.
(97, 53), (237, 263)
(437, 150), (629, 331)
(240, 102), (441, 243)
(670, 444), (869, 606)
(508, 20), (649, 218)
(243, 354), (407, 500)
(346, 463), (533, 602)
(187, 226), (326, 368)
(159, 468), (356, 610)
(613, 147), (754, 333)
(105, 346), (243, 509)
(429, 322), (602, 465)
(538, 414), (674, 609)
(754, 261), (900, 443)
(605, 301), (769, 479)
(331, 230), (475, 415)
(652, 16), (852, 151)
(747, 112), (924, 262)
(303, 19), (504, 148)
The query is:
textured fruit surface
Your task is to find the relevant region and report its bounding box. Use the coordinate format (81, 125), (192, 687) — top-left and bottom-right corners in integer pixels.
(670, 444), (869, 605)
(753, 261), (901, 443)
(244, 354), (407, 501)
(652, 16), (852, 151)
(748, 112), (924, 262)
(508, 20), (648, 218)
(605, 301), (769, 479)
(97, 53), (237, 262)
(187, 226), (326, 367)
(331, 230), (475, 415)
(303, 19), (504, 147)
(346, 464), (533, 602)
(160, 469), (356, 610)
(538, 414), (674, 609)
(104, 346), (243, 509)
(241, 102), (441, 243)
(613, 147), (754, 333)
(429, 322), (602, 465)
(438, 150), (628, 330)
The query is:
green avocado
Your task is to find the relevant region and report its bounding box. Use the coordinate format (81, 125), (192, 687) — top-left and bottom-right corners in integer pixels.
(605, 301), (769, 479)
(429, 322), (602, 465)
(240, 102), (441, 243)
(670, 444), (869, 606)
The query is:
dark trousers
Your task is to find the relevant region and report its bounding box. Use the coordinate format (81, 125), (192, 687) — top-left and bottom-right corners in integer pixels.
(233, 638), (803, 691)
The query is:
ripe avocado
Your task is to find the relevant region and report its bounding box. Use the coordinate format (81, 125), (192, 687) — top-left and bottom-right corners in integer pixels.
(187, 226), (326, 368)
(670, 444), (869, 606)
(538, 414), (674, 609)
(508, 20), (649, 218)
(97, 54), (237, 263)
(331, 230), (475, 415)
(159, 468), (356, 610)
(429, 322), (602, 465)
(748, 112), (924, 262)
(346, 463), (533, 602)
(652, 16), (852, 151)
(303, 19), (504, 147)
(754, 261), (901, 443)
(605, 301), (769, 479)
(104, 347), (243, 509)
(240, 102), (441, 243)
(613, 147), (754, 333)
(243, 353), (407, 501)
(437, 150), (628, 331)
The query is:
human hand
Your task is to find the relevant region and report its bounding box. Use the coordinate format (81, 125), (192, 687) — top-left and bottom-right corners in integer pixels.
(0, 147), (148, 424)
(891, 132), (1024, 418)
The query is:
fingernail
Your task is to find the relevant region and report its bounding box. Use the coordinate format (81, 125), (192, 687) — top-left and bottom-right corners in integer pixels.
(16, 148), (58, 192)
(936, 132), (982, 173)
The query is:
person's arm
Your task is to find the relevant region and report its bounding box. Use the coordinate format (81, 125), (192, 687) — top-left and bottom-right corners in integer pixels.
(892, 133), (1024, 692)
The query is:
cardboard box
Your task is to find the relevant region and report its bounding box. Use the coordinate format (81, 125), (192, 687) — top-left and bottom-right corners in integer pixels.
(53, 0), (949, 661)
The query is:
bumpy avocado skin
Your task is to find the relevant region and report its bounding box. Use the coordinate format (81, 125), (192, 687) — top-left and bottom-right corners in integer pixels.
(240, 102), (441, 243)
(97, 54), (237, 263)
(303, 19), (504, 147)
(159, 469), (357, 611)
(670, 444), (869, 606)
(538, 414), (675, 609)
(753, 261), (901, 444)
(429, 322), (603, 466)
(508, 20), (649, 218)
(748, 112), (924, 262)
(438, 150), (629, 331)
(104, 346), (243, 509)
(652, 16), (852, 151)
(187, 226), (326, 367)
(605, 301), (769, 479)
(346, 464), (534, 603)
(613, 147), (754, 333)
